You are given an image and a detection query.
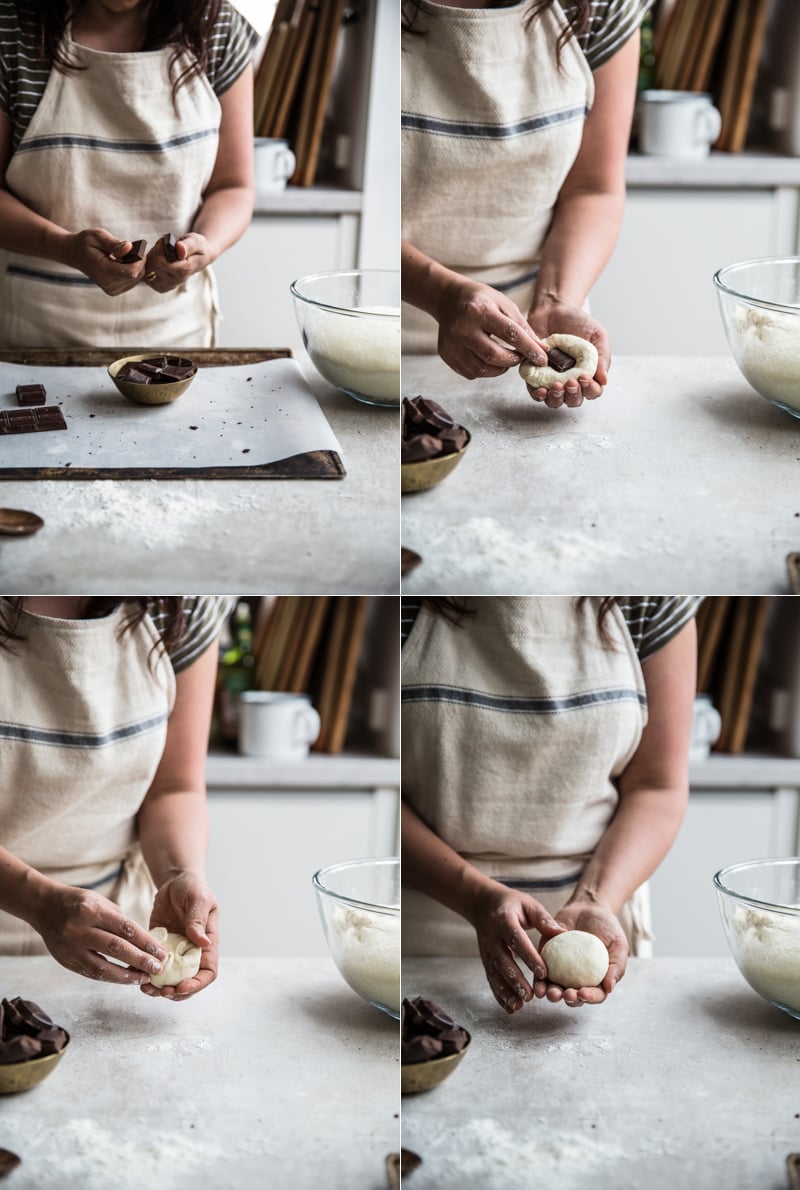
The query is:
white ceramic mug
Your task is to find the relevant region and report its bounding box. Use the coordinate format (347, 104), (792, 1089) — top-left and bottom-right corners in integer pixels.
(253, 137), (297, 193)
(690, 694), (722, 761)
(637, 91), (722, 159)
(238, 692), (321, 761)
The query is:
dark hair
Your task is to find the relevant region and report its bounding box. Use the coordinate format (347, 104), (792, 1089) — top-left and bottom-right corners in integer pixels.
(402, 0), (591, 58)
(18, 1), (223, 95)
(424, 596), (618, 644)
(0, 598), (186, 658)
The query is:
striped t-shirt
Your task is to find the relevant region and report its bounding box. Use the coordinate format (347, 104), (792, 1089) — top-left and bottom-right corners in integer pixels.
(401, 597), (702, 660)
(0, 1), (258, 150)
(561, 0), (654, 70)
(149, 596), (234, 673)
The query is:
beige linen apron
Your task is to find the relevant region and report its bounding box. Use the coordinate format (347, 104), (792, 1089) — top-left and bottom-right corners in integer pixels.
(0, 604), (176, 954)
(402, 598), (653, 955)
(0, 30), (221, 348)
(401, 1), (594, 352)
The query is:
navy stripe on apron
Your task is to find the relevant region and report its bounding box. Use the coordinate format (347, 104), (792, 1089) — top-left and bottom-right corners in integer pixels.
(401, 105), (589, 140)
(15, 127), (219, 155)
(0, 711), (169, 749)
(498, 872), (583, 891)
(492, 267), (540, 294)
(78, 863), (124, 891)
(402, 685), (648, 713)
(7, 265), (95, 287)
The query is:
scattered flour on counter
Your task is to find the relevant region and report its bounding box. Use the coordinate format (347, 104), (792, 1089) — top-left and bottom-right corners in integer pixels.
(545, 435), (614, 455)
(735, 905), (800, 1012)
(414, 1118), (627, 1190)
(331, 904), (400, 1014)
(733, 306), (800, 412)
(31, 482), (264, 549)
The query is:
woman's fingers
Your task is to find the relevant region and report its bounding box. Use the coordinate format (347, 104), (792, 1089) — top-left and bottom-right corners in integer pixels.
(74, 952), (151, 985)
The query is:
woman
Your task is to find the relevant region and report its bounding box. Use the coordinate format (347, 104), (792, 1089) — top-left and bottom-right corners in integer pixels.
(401, 596), (699, 1011)
(401, 0), (651, 408)
(0, 595), (230, 1001)
(0, 0), (257, 348)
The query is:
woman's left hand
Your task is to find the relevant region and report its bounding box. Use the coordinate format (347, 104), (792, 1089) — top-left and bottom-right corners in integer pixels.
(141, 870), (219, 1001)
(141, 234), (212, 294)
(525, 305), (610, 408)
(534, 900), (628, 1007)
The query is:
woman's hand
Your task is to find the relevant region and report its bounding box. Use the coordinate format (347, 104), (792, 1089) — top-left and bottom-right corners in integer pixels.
(525, 304), (610, 408)
(62, 229), (145, 296)
(31, 884), (167, 984)
(434, 277), (549, 380)
(142, 234), (212, 294)
(466, 883), (565, 1014)
(141, 870), (219, 1001)
(535, 900), (628, 1007)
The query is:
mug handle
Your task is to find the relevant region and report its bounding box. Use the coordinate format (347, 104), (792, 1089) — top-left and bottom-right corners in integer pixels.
(278, 147), (297, 178)
(293, 704), (321, 746)
(697, 104), (722, 147)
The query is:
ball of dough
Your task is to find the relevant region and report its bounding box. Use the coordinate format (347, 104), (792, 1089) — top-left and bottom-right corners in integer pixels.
(148, 927), (202, 989)
(541, 930), (609, 989)
(519, 334), (599, 388)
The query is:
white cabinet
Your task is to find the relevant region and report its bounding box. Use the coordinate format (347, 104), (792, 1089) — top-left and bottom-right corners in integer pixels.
(649, 758), (800, 957)
(213, 206), (360, 352)
(590, 154), (800, 356)
(205, 755), (399, 957)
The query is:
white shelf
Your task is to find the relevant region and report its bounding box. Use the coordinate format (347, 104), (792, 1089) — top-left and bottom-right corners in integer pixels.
(253, 186), (363, 216)
(626, 149), (800, 188)
(689, 752), (800, 789)
(206, 750), (399, 791)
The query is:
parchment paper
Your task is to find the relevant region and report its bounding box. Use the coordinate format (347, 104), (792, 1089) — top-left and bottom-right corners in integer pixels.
(0, 358), (344, 476)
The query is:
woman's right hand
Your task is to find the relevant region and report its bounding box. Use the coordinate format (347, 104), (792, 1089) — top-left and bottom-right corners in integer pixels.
(31, 884), (167, 985)
(62, 229), (145, 296)
(434, 278), (549, 380)
(466, 883), (565, 1014)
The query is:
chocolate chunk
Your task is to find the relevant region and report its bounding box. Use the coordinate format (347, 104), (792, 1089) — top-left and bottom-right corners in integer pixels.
(117, 356), (196, 385)
(163, 233), (178, 263)
(0, 406), (67, 434)
(119, 239), (147, 264)
(0, 1148), (21, 1177)
(16, 384), (46, 406)
(401, 996), (470, 1065)
(546, 346), (576, 373)
(401, 547), (422, 577)
(0, 998), (68, 1064)
(402, 396), (469, 464)
(402, 433), (444, 464)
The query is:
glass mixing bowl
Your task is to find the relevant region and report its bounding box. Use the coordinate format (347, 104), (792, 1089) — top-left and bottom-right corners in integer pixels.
(714, 257), (800, 419)
(714, 857), (800, 1020)
(291, 270), (400, 408)
(313, 857), (400, 1019)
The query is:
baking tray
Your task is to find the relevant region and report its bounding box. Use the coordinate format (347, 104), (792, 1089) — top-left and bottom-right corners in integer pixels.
(0, 348), (345, 479)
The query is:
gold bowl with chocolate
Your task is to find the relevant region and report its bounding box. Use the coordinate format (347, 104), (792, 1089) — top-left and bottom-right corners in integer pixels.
(401, 1033), (471, 1095)
(0, 1035), (70, 1095)
(108, 354), (198, 406)
(401, 431), (471, 494)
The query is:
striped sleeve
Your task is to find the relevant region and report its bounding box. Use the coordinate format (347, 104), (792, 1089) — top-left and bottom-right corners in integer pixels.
(0, 3), (53, 150)
(150, 597), (234, 673)
(401, 597), (423, 647)
(564, 0), (655, 71)
(206, 1), (259, 96)
(618, 597), (703, 661)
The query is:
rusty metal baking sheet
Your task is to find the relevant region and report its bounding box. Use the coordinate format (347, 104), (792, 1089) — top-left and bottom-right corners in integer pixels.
(0, 359), (344, 478)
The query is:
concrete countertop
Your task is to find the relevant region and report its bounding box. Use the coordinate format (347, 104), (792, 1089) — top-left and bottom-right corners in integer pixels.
(0, 956), (398, 1190)
(402, 956), (800, 1190)
(401, 354), (799, 595)
(0, 358), (399, 594)
(626, 150), (800, 188)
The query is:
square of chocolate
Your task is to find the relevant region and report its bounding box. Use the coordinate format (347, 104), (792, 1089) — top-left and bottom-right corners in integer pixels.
(0, 406), (67, 434)
(16, 383), (46, 406)
(546, 346), (577, 373)
(119, 239), (147, 264)
(163, 233), (178, 263)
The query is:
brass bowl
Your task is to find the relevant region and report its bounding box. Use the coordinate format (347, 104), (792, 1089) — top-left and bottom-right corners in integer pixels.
(401, 431), (471, 495)
(0, 1034), (70, 1094)
(108, 355), (198, 406)
(401, 1033), (471, 1094)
